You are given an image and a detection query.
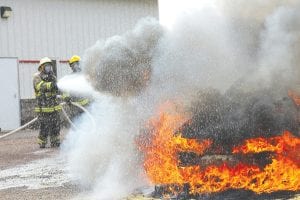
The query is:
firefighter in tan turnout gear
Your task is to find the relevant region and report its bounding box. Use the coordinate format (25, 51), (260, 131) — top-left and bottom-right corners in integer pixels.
(64, 55), (90, 120)
(33, 57), (61, 148)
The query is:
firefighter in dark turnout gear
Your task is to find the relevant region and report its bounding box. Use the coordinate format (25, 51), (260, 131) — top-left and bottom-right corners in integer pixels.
(33, 57), (61, 148)
(69, 55), (82, 73)
(64, 55), (90, 120)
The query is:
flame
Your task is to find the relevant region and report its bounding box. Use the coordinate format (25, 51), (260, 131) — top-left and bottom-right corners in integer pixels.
(138, 102), (212, 185)
(138, 105), (300, 194)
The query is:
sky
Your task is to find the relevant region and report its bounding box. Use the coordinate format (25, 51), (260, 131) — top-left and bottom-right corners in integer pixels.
(158, 0), (214, 28)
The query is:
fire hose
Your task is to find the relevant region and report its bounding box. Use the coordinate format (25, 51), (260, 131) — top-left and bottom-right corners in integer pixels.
(0, 102), (96, 140)
(61, 102), (97, 132)
(0, 117), (38, 140)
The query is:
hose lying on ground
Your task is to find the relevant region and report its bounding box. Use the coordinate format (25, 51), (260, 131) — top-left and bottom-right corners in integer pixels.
(0, 101), (96, 140)
(0, 117), (38, 140)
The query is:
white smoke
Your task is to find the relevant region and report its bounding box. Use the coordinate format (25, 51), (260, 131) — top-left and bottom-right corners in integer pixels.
(257, 4), (300, 90)
(62, 1), (300, 199)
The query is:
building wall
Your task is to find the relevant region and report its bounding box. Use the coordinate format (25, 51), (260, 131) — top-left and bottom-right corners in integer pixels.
(0, 0), (158, 99)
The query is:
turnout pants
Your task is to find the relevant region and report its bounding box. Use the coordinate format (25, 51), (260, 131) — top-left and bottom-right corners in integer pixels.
(38, 111), (60, 147)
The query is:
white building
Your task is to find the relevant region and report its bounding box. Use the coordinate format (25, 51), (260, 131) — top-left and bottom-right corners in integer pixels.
(0, 0), (158, 130)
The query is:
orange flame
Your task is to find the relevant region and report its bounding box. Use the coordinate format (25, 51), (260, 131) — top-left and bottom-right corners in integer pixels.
(138, 105), (300, 194)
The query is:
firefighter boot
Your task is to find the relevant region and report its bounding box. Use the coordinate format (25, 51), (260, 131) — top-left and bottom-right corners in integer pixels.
(50, 135), (60, 148)
(38, 135), (47, 148)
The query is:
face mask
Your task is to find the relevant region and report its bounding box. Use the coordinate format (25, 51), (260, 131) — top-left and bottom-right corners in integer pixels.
(44, 64), (53, 74)
(71, 62), (81, 72)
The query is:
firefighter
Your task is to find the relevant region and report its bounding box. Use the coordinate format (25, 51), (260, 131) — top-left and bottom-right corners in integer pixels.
(33, 57), (61, 148)
(68, 55), (82, 73)
(64, 55), (90, 120)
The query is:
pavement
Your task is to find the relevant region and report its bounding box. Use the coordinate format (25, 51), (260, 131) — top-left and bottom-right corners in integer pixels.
(0, 129), (156, 200)
(0, 128), (82, 200)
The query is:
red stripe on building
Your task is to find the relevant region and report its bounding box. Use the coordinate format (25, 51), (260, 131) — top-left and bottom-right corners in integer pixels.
(19, 60), (68, 64)
(59, 60), (69, 63)
(19, 60), (39, 63)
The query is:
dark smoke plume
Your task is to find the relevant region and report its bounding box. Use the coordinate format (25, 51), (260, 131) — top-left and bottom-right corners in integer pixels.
(180, 87), (299, 153)
(84, 17), (164, 97)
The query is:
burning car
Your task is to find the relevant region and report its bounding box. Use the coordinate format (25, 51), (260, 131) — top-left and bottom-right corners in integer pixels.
(137, 88), (300, 199)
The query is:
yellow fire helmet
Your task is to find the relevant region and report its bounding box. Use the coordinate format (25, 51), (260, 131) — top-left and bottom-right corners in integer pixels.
(69, 55), (81, 65)
(38, 57), (52, 71)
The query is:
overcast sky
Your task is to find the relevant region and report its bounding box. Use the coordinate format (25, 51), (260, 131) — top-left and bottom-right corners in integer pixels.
(158, 0), (213, 28)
